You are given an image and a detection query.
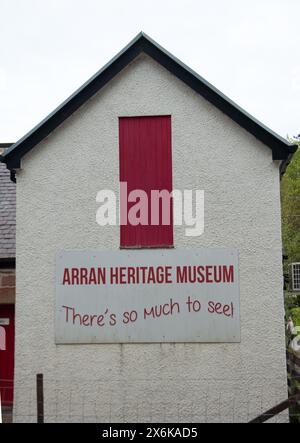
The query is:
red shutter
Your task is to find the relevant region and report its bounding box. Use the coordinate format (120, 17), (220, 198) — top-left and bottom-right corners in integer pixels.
(119, 116), (173, 248)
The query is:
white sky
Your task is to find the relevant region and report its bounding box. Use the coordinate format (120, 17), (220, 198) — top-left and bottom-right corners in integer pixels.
(0, 0), (299, 142)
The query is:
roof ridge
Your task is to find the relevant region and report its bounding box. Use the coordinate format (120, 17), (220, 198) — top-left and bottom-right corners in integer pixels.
(1, 33), (297, 173)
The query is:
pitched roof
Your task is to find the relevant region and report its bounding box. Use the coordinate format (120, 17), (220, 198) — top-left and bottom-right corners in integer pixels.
(0, 144), (16, 260)
(0, 32), (297, 173)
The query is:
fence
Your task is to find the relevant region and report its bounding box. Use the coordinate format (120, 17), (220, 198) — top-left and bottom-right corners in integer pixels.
(1, 352), (300, 423)
(286, 349), (300, 423)
(0, 377), (293, 423)
(249, 350), (300, 423)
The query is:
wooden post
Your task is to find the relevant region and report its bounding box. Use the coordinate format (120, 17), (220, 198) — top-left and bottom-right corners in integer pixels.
(36, 374), (44, 423)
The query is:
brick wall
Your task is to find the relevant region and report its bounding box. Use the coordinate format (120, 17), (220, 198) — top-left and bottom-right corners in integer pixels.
(0, 268), (15, 304)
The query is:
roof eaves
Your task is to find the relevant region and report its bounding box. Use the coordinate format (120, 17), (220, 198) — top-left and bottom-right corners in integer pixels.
(1, 32), (297, 171)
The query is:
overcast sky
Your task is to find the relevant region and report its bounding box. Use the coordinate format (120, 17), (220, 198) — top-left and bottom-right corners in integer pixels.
(0, 0), (299, 142)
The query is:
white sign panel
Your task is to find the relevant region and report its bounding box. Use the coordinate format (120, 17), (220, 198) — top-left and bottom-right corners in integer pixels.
(55, 249), (240, 344)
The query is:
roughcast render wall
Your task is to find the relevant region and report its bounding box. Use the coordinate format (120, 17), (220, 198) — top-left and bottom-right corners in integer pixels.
(14, 54), (287, 422)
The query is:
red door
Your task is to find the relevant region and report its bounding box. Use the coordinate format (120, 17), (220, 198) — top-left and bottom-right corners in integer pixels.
(0, 305), (15, 407)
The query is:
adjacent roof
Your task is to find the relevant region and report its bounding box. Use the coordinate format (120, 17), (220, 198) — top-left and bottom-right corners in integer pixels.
(0, 32), (297, 173)
(0, 144), (16, 261)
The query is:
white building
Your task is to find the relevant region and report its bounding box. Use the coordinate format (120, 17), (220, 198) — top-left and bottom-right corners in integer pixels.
(1, 33), (297, 423)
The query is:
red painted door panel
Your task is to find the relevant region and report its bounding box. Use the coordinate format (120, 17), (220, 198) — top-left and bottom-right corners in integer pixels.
(119, 116), (173, 248)
(0, 305), (15, 406)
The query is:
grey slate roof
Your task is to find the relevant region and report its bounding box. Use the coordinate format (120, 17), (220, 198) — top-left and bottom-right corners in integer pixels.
(0, 146), (16, 259)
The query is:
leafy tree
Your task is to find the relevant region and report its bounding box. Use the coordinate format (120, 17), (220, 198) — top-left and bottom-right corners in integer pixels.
(281, 135), (300, 265)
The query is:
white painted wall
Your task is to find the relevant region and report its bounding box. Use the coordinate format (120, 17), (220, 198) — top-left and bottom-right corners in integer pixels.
(13, 54), (287, 423)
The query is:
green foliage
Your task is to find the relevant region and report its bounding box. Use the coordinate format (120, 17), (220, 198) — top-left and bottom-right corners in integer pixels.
(290, 307), (300, 327)
(281, 136), (300, 265)
(285, 292), (300, 313)
(283, 143), (300, 423)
